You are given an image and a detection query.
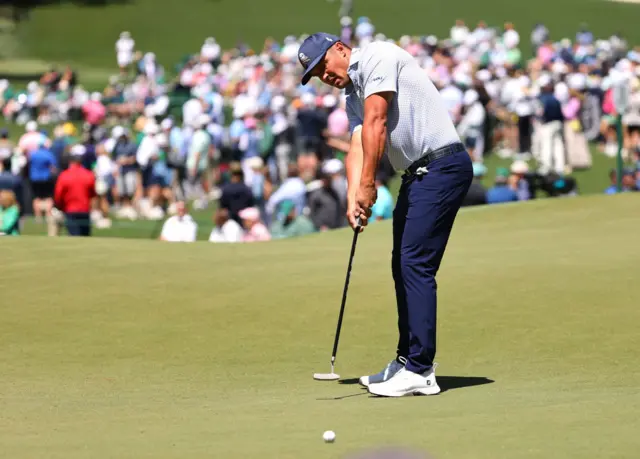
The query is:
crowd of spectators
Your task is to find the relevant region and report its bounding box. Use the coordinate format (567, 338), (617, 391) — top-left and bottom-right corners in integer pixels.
(2, 17), (640, 238)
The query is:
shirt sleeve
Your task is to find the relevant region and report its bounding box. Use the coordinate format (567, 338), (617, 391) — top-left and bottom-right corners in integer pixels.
(346, 95), (363, 134)
(361, 48), (399, 99)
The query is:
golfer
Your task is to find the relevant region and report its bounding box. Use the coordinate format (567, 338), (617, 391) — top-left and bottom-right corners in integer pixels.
(299, 33), (473, 397)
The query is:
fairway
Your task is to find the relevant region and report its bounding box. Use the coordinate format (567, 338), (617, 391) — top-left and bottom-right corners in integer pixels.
(2, 194), (640, 458)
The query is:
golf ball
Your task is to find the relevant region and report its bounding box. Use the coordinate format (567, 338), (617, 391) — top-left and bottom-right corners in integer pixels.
(323, 430), (336, 443)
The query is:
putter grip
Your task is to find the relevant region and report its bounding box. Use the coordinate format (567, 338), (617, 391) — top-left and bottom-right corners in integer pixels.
(355, 217), (362, 229)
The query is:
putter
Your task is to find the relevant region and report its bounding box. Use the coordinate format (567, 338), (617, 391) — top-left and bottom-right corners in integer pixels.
(314, 218), (362, 381)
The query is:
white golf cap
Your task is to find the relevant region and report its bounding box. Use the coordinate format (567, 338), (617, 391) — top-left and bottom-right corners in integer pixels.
(301, 92), (316, 107)
(270, 95), (287, 113)
(160, 118), (173, 130)
(538, 73), (552, 88)
(463, 89), (479, 106)
(568, 73), (587, 91)
(197, 113), (211, 128)
(70, 144), (86, 157)
(475, 69), (492, 82)
(111, 125), (125, 138)
(322, 158), (344, 175)
(510, 160), (529, 174)
(323, 94), (337, 108)
(246, 156), (264, 170)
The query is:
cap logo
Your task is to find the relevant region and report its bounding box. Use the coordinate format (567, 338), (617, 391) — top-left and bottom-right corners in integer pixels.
(299, 52), (311, 67)
(325, 37), (334, 42)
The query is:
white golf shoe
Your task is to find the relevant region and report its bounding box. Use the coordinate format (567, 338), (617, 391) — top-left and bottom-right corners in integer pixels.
(359, 357), (406, 388)
(367, 363), (441, 397)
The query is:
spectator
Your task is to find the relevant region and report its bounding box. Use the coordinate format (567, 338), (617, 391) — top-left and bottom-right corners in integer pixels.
(605, 168), (636, 194)
(487, 168), (519, 204)
(54, 145), (96, 236)
(93, 141), (116, 227)
(322, 158), (348, 218)
(563, 76), (592, 170)
(28, 138), (58, 221)
(245, 156), (272, 220)
(296, 92), (327, 179)
(239, 116), (262, 186)
(307, 172), (343, 231)
(0, 189), (20, 236)
(187, 113), (212, 203)
(209, 208), (243, 243)
(0, 156), (23, 205)
(265, 163), (306, 222)
(18, 121), (48, 157)
(510, 160), (532, 200)
(458, 89), (486, 161)
(136, 121), (163, 216)
(0, 129), (14, 162)
(536, 74), (566, 175)
(370, 174), (394, 222)
(116, 31), (135, 75)
(83, 93), (107, 132)
(462, 163), (488, 207)
(112, 127), (139, 218)
(269, 199), (316, 240)
(220, 163), (254, 225)
(159, 200), (198, 242)
(239, 206), (270, 242)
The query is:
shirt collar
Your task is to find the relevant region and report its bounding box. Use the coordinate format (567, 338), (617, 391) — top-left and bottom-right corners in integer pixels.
(345, 48), (362, 96)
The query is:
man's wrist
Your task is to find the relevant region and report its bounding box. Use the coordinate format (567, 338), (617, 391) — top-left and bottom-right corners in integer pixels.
(360, 174), (376, 187)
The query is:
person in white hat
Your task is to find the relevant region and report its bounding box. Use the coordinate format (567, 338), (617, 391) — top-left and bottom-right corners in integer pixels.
(116, 31), (135, 74)
(457, 89), (486, 161)
(186, 113), (212, 204)
(238, 206), (271, 242)
(201, 37), (221, 65)
(159, 200), (197, 242)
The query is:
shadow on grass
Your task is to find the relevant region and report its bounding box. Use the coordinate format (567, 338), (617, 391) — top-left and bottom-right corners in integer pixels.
(338, 376), (495, 392)
(317, 376), (493, 401)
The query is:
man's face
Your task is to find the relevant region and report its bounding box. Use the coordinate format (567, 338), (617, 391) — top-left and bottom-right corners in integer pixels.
(309, 44), (351, 89)
(176, 202), (186, 218)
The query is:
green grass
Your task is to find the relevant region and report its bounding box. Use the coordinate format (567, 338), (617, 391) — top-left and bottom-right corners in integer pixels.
(2, 193), (640, 458)
(13, 0), (640, 70)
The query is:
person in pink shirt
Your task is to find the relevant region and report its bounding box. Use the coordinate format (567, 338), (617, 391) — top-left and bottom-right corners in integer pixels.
(536, 40), (555, 65)
(239, 207), (271, 242)
(327, 102), (349, 138)
(562, 84), (592, 169)
(82, 92), (106, 127)
(18, 121), (49, 157)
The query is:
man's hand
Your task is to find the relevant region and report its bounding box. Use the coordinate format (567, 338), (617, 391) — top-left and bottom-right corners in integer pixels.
(353, 181), (377, 229)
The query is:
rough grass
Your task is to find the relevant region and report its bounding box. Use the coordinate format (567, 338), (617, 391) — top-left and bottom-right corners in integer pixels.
(13, 0), (640, 69)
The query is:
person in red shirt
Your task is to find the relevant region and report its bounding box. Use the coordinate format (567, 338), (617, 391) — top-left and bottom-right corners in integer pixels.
(54, 145), (96, 236)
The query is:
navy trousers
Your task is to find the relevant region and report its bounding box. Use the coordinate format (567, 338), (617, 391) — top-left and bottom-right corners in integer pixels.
(392, 150), (473, 374)
(65, 212), (91, 237)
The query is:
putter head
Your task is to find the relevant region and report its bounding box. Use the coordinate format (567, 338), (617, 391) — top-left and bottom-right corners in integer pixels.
(313, 372), (341, 381)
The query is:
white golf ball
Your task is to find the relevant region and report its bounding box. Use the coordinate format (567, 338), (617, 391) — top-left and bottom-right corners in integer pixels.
(323, 430), (336, 443)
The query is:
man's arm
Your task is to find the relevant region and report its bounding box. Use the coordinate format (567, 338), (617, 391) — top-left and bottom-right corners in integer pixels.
(345, 128), (363, 229)
(354, 48), (398, 226)
(360, 92), (392, 186)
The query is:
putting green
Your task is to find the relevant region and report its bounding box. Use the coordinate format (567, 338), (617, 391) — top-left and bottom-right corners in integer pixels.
(2, 194), (639, 458)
